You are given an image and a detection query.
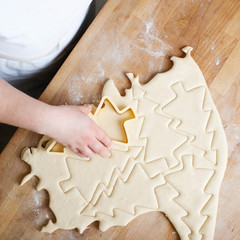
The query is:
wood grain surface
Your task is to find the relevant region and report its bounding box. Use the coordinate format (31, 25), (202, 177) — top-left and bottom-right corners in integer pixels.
(0, 0), (240, 239)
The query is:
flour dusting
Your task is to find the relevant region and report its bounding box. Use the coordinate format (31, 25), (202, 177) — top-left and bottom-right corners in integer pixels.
(67, 74), (84, 105)
(134, 20), (172, 58)
(220, 105), (236, 122)
(215, 57), (221, 66)
(145, 21), (154, 34)
(67, 17), (171, 103)
(224, 123), (240, 156)
(81, 62), (105, 84)
(32, 190), (45, 206)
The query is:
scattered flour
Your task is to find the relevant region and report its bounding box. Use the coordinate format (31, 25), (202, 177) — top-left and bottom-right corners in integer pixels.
(220, 105), (236, 122)
(67, 35), (132, 104)
(63, 229), (88, 240)
(67, 74), (84, 105)
(80, 62), (105, 84)
(67, 17), (171, 103)
(134, 19), (173, 58)
(215, 57), (221, 66)
(224, 123), (240, 157)
(145, 21), (154, 34)
(32, 190), (44, 206)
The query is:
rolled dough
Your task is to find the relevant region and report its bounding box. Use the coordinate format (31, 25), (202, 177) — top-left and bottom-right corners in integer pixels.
(20, 47), (228, 240)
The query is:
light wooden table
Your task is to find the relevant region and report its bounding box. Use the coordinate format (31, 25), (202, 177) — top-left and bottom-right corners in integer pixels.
(0, 0), (239, 239)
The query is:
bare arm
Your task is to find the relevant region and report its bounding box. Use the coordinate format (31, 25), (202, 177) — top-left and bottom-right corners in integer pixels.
(0, 78), (112, 158)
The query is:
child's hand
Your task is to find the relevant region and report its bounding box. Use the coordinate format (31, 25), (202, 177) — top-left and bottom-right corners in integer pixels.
(0, 78), (111, 157)
(43, 104), (112, 158)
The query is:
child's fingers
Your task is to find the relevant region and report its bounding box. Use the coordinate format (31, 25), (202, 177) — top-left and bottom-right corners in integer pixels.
(78, 152), (87, 158)
(71, 147), (87, 158)
(96, 130), (112, 148)
(77, 145), (94, 158)
(88, 140), (111, 158)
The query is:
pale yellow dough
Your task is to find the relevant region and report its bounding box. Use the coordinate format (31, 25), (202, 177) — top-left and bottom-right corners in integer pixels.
(21, 47), (228, 240)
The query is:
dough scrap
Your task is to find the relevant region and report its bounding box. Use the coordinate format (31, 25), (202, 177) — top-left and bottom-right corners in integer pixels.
(20, 47), (228, 240)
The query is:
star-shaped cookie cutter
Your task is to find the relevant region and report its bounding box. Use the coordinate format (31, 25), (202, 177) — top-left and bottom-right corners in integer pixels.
(91, 96), (137, 144)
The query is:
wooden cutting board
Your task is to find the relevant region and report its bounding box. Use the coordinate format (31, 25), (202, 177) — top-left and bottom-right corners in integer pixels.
(0, 0), (239, 239)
